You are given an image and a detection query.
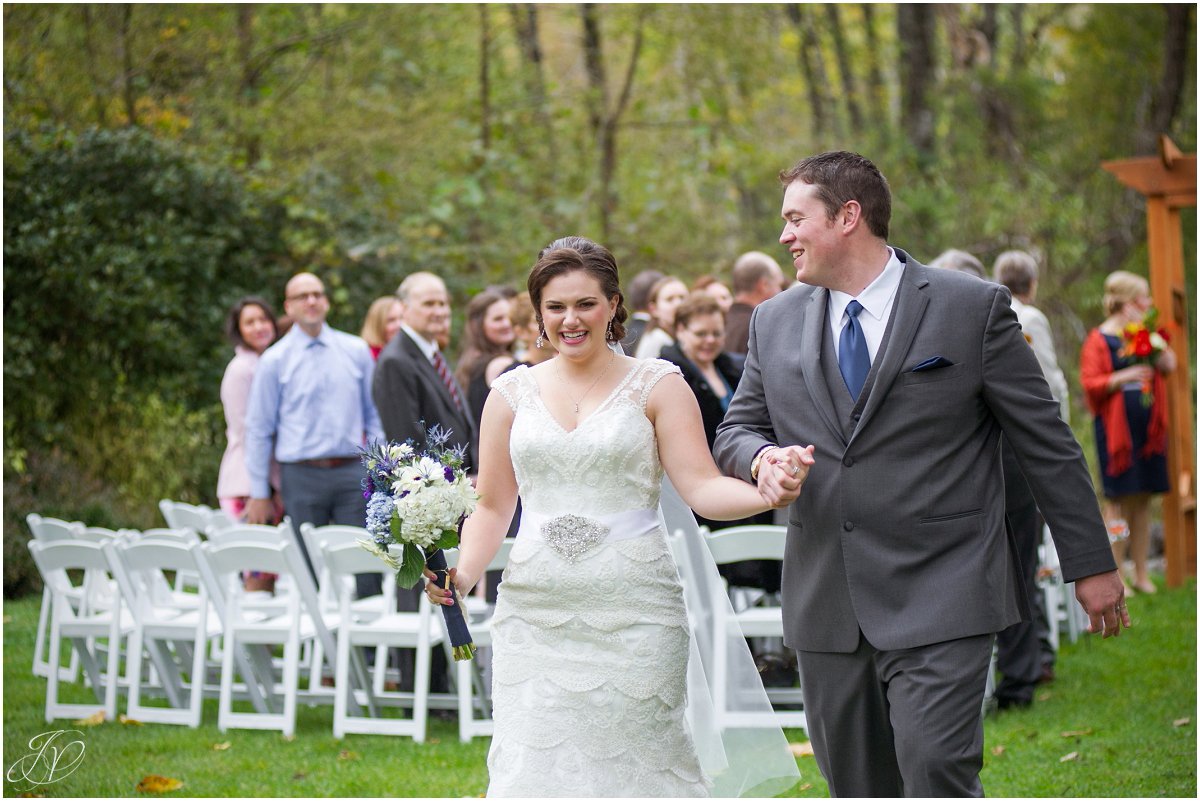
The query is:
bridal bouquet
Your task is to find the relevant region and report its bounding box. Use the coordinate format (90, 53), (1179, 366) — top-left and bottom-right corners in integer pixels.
(1121, 307), (1170, 406)
(359, 427), (479, 660)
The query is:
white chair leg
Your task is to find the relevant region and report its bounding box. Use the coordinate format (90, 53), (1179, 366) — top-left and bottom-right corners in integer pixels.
(333, 630), (351, 739)
(218, 633), (236, 733)
(45, 600), (63, 723)
(413, 635), (431, 744)
(103, 613), (120, 720)
(458, 658), (472, 743)
(282, 633), (300, 738)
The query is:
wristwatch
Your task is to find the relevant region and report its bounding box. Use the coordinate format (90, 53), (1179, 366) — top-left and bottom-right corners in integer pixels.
(750, 445), (777, 482)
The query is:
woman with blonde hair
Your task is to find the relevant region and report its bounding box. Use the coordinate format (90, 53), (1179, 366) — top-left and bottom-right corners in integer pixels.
(360, 295), (402, 360)
(1080, 270), (1176, 594)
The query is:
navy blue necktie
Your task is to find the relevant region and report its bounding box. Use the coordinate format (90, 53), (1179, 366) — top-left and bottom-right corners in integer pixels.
(839, 300), (870, 401)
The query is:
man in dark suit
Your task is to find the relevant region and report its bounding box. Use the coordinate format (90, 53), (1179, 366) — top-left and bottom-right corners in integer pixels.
(714, 151), (1127, 797)
(372, 270), (477, 694)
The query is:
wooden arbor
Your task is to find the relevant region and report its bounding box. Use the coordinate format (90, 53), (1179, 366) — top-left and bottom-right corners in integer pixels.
(1102, 135), (1197, 587)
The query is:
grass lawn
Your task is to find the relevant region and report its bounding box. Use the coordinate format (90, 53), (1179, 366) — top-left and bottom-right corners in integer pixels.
(3, 578), (1194, 797)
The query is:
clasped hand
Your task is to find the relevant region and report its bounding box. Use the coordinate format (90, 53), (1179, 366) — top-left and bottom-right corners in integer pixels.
(757, 445), (816, 509)
(424, 565), (467, 607)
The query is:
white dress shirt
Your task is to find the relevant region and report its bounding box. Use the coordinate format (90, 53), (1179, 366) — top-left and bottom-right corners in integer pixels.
(828, 248), (905, 363)
(400, 323), (439, 363)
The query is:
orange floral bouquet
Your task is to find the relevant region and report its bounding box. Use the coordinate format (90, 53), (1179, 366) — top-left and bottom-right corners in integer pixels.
(1120, 307), (1170, 406)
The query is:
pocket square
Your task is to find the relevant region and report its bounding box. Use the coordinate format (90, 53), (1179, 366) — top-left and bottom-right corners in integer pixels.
(910, 356), (954, 372)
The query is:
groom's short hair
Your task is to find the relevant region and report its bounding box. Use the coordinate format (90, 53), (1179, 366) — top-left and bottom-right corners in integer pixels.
(779, 151), (891, 241)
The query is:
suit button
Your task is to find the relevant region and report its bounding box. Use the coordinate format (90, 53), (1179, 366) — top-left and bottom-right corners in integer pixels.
(851, 412), (862, 421)
(843, 521), (854, 531)
(843, 455), (854, 467)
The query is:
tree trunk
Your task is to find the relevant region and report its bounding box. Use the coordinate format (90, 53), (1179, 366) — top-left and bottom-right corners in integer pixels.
(479, 4), (492, 155)
(508, 4), (556, 172)
(1135, 4), (1192, 153)
(897, 4), (936, 161)
(823, 4), (862, 131)
(860, 4), (889, 129)
(80, 6), (108, 126)
(784, 4), (830, 138)
(579, 4), (646, 240)
(236, 4), (261, 167)
(119, 4), (138, 126)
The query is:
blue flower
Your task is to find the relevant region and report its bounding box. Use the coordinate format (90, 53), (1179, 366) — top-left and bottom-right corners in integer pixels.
(365, 491), (395, 538)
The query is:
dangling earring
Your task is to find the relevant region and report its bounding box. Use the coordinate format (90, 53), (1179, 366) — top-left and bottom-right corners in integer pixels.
(535, 327), (546, 349)
(606, 318), (614, 343)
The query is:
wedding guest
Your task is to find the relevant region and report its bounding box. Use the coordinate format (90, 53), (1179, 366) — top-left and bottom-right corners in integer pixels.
(1081, 270), (1176, 595)
(932, 248), (1048, 710)
(455, 289), (517, 432)
(244, 273), (383, 581)
(507, 291), (557, 368)
(929, 247), (986, 279)
(633, 275), (688, 359)
(659, 292), (778, 590)
(620, 268), (665, 355)
(725, 251), (785, 354)
(995, 251), (1070, 421)
(360, 296), (403, 360)
(218, 296), (279, 522)
(692, 274), (734, 314)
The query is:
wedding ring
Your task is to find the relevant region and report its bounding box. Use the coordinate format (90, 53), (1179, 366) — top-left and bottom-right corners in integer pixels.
(790, 465), (800, 476)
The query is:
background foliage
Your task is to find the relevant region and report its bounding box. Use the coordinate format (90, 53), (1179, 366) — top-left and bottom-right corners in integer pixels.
(3, 4), (1195, 596)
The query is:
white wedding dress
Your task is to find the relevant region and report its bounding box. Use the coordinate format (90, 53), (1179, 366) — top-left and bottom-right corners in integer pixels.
(488, 359), (706, 797)
(486, 359), (799, 798)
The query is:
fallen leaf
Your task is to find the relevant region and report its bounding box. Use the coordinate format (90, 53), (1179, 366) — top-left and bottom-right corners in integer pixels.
(798, 783), (813, 791)
(788, 741), (815, 757)
(3, 615), (12, 624)
(283, 734), (296, 743)
(991, 745), (1006, 756)
(1059, 751), (1079, 763)
(119, 715), (144, 726)
(212, 742), (231, 751)
(337, 750), (360, 761)
(1173, 717), (1190, 727)
(1060, 728), (1093, 738)
(136, 775), (183, 793)
(292, 773), (307, 781)
(1037, 691), (1052, 703)
(74, 710), (106, 726)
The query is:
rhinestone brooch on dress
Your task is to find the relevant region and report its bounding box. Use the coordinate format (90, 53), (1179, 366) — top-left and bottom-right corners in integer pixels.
(541, 514), (609, 562)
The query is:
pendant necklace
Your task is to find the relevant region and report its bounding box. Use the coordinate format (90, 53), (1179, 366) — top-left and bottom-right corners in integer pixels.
(555, 348), (616, 414)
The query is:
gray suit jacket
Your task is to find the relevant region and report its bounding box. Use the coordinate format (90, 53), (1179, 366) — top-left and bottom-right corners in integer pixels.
(372, 331), (478, 471)
(714, 250), (1114, 653)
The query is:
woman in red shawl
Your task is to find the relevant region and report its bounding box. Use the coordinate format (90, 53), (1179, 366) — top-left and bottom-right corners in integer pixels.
(1080, 270), (1175, 595)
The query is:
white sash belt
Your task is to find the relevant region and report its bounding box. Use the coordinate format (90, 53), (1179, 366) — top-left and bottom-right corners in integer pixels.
(518, 508), (661, 561)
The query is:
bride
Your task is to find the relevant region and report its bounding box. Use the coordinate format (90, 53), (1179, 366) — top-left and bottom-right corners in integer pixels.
(426, 236), (813, 797)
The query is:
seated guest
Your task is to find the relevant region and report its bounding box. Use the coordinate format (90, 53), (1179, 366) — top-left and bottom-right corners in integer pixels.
(659, 292), (778, 592)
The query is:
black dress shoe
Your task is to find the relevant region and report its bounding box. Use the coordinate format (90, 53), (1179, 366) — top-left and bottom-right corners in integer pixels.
(996, 696), (1032, 711)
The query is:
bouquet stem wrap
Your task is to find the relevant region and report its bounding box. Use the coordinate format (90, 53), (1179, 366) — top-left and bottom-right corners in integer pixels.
(424, 548), (476, 661)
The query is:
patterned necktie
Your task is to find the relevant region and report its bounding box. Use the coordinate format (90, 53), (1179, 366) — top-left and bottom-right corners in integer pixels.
(838, 300), (871, 401)
(431, 350), (465, 414)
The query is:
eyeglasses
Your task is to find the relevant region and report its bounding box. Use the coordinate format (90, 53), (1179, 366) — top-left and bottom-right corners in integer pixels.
(287, 290), (326, 303)
(684, 329), (724, 340)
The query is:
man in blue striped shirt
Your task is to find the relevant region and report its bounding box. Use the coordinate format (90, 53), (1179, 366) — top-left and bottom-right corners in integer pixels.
(245, 272), (383, 573)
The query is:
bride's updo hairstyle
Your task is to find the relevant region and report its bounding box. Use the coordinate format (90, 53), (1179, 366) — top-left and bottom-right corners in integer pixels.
(528, 236), (629, 343)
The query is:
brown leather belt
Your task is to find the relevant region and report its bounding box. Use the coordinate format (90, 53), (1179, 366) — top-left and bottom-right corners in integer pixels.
(292, 456), (358, 469)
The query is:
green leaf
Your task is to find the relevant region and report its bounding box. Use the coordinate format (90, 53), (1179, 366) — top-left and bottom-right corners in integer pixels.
(394, 542), (425, 589)
(433, 528), (459, 551)
(390, 510), (402, 540)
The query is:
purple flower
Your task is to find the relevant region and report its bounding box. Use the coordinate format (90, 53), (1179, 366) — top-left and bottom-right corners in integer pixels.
(444, 466), (455, 483)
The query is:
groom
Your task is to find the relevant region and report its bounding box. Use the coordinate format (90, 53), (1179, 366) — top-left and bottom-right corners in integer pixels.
(714, 151), (1126, 797)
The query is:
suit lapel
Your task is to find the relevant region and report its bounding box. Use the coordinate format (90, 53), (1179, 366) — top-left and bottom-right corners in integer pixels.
(850, 261), (930, 440)
(798, 288), (845, 443)
(402, 334), (472, 433)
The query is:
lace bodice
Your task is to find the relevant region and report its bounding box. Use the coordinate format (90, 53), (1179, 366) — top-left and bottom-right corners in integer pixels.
(490, 359), (681, 517)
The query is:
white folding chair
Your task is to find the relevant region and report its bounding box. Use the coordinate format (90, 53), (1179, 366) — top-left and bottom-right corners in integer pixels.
(158, 499), (217, 535)
(322, 541), (444, 741)
(705, 525), (807, 733)
(195, 539), (314, 737)
(106, 538), (220, 726)
(28, 540), (130, 722)
(444, 539), (515, 742)
(298, 523), (387, 690)
(1038, 523), (1086, 648)
(28, 514), (86, 682)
